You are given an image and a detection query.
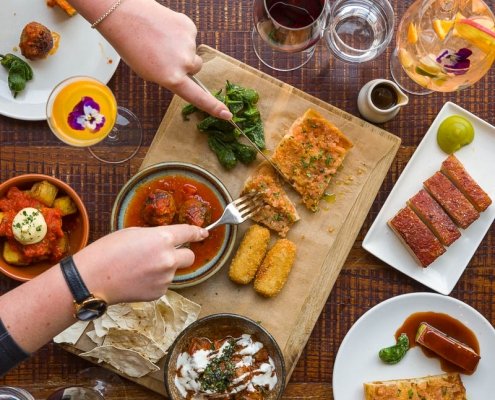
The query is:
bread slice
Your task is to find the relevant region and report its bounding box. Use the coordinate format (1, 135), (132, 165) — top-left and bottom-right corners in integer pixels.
(441, 154), (492, 212)
(407, 189), (460, 246)
(424, 172), (479, 229)
(242, 163), (299, 237)
(388, 206), (445, 267)
(364, 373), (466, 400)
(271, 108), (353, 212)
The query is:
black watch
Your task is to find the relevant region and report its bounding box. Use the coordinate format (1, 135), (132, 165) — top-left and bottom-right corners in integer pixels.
(60, 256), (108, 321)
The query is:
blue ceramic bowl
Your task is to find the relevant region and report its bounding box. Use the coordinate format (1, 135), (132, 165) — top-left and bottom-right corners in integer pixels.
(111, 162), (237, 289)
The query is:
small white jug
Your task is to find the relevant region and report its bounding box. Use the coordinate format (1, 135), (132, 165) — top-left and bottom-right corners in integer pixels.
(357, 79), (409, 124)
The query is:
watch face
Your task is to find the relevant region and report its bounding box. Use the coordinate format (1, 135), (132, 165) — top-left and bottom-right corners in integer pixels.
(76, 298), (107, 321)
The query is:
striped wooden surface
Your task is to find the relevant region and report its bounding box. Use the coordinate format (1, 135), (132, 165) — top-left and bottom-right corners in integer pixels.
(1, 1), (494, 399)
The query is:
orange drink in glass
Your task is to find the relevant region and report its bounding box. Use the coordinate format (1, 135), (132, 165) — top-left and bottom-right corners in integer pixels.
(47, 76), (142, 163)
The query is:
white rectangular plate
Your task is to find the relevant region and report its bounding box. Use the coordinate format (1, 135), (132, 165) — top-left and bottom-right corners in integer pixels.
(363, 102), (495, 295)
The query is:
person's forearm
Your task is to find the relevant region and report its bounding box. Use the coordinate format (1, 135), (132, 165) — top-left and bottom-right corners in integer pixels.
(0, 264), (76, 353)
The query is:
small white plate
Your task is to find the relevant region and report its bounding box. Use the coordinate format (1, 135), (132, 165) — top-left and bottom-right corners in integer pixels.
(333, 293), (495, 400)
(362, 102), (495, 295)
(0, 1), (120, 121)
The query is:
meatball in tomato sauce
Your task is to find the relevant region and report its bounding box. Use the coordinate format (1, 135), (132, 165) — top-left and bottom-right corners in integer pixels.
(141, 189), (176, 226)
(178, 198), (212, 227)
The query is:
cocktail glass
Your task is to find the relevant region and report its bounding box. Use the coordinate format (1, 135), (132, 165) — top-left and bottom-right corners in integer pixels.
(252, 0), (330, 71)
(390, 0), (495, 95)
(46, 76), (142, 163)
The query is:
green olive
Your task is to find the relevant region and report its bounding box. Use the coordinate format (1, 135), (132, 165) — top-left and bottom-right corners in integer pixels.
(437, 115), (474, 154)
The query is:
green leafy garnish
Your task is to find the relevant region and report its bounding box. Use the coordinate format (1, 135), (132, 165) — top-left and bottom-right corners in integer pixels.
(199, 339), (236, 393)
(378, 333), (410, 364)
(0, 53), (34, 98)
(182, 81), (265, 170)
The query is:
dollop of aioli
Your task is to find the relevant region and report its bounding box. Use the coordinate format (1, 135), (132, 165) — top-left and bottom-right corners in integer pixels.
(175, 334), (277, 398)
(12, 207), (47, 245)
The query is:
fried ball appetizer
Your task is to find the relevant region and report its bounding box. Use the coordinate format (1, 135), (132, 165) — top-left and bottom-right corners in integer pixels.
(178, 198), (212, 227)
(142, 189), (176, 226)
(19, 22), (54, 60)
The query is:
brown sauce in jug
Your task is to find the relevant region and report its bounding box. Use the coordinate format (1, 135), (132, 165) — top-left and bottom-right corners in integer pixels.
(370, 83), (398, 110)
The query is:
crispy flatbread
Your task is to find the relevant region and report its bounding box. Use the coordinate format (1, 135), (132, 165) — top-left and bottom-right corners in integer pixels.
(271, 108), (353, 211)
(363, 373), (467, 400)
(242, 163), (299, 237)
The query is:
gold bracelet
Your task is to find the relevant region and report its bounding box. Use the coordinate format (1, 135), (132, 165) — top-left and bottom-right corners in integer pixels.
(91, 0), (123, 29)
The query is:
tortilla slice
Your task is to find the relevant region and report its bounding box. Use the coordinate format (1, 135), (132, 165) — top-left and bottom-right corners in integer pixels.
(103, 328), (165, 363)
(80, 345), (160, 378)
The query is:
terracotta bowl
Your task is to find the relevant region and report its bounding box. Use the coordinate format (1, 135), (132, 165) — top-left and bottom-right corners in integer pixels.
(111, 162), (237, 289)
(163, 313), (286, 400)
(0, 174), (89, 281)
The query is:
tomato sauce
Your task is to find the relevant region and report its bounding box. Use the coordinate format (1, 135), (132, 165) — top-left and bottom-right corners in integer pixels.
(0, 187), (66, 263)
(124, 175), (226, 275)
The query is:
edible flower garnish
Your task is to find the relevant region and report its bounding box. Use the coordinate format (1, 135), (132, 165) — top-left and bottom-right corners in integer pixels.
(68, 96), (106, 132)
(436, 48), (472, 75)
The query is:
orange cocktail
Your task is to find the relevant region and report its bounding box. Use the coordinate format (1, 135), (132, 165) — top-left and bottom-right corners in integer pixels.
(47, 76), (117, 147)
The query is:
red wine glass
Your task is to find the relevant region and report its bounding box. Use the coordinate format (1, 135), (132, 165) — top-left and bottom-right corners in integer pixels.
(252, 0), (330, 71)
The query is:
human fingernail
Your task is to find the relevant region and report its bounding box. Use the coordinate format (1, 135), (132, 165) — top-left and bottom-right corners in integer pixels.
(200, 228), (209, 237)
(219, 109), (233, 120)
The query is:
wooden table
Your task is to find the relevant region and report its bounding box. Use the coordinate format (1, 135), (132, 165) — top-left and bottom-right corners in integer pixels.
(1, 1), (494, 398)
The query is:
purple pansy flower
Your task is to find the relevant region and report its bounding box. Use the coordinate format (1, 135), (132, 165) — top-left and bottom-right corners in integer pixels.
(436, 48), (472, 75)
(68, 96), (106, 132)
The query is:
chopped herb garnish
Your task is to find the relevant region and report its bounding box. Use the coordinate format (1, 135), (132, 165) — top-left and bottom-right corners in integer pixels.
(199, 339), (236, 393)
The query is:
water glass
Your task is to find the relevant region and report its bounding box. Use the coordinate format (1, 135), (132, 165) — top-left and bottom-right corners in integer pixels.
(324, 0), (395, 63)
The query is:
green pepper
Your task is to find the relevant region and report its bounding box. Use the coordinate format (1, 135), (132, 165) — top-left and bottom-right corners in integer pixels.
(182, 81), (265, 170)
(0, 53), (33, 98)
(378, 333), (410, 364)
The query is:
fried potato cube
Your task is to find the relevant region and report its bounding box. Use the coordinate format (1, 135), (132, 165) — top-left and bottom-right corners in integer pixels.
(0, 212), (4, 222)
(254, 239), (296, 297)
(3, 241), (29, 265)
(30, 180), (59, 206)
(229, 224), (270, 285)
(53, 196), (77, 216)
(46, 0), (77, 16)
(57, 233), (69, 253)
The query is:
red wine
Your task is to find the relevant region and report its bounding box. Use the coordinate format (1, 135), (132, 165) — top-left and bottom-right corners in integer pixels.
(267, 0), (325, 29)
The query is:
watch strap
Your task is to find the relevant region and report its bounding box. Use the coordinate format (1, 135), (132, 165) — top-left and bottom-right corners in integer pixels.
(60, 256), (91, 304)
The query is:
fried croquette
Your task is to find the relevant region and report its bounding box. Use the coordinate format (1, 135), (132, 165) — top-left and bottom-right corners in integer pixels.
(228, 224), (270, 285)
(254, 239), (296, 297)
(19, 22), (54, 60)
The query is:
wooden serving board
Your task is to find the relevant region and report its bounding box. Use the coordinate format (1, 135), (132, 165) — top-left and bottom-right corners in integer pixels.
(65, 45), (401, 396)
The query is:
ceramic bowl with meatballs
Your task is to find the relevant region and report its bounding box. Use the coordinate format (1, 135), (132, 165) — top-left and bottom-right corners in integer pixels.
(0, 174), (89, 281)
(163, 313), (286, 400)
(111, 162), (237, 289)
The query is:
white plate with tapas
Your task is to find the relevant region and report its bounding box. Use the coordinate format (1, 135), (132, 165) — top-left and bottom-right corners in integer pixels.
(0, 0), (119, 121)
(333, 292), (495, 400)
(362, 102), (495, 295)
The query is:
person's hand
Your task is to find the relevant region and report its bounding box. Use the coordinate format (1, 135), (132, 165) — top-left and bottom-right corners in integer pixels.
(73, 225), (209, 304)
(95, 0), (232, 120)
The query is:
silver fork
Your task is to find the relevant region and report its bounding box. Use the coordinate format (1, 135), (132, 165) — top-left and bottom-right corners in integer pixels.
(205, 192), (261, 231)
(175, 192), (261, 248)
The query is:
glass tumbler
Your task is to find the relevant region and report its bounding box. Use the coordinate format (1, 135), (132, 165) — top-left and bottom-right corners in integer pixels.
(324, 0), (395, 63)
